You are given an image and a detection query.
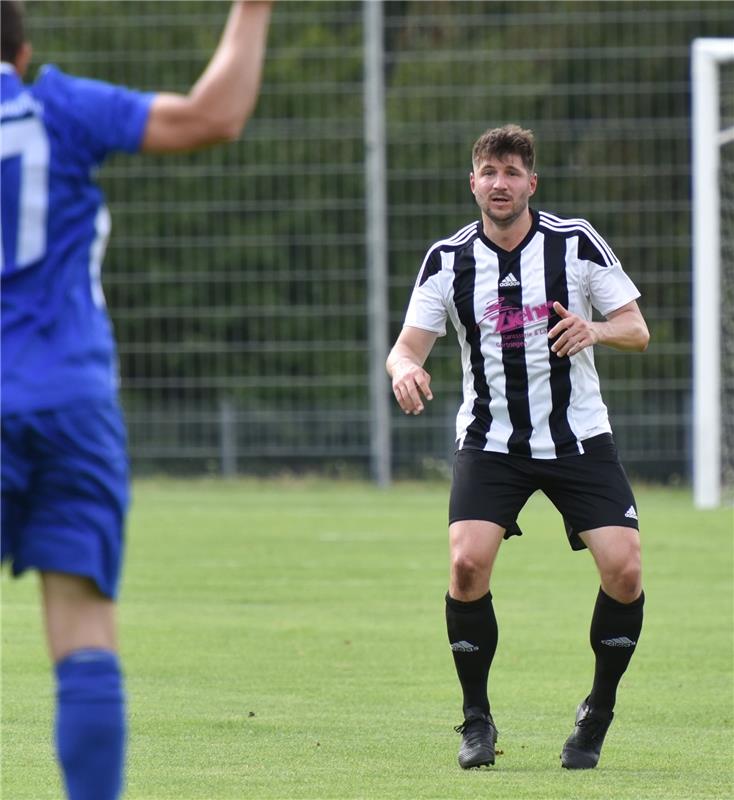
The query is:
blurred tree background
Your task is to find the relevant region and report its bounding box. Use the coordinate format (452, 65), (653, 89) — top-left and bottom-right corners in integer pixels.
(25, 0), (733, 480)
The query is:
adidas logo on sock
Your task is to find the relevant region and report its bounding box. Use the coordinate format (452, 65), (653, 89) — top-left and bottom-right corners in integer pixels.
(499, 273), (520, 288)
(624, 505), (638, 520)
(601, 636), (637, 647)
(450, 640), (479, 653)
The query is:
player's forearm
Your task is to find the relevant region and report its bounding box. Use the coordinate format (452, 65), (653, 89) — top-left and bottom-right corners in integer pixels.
(187, 1), (272, 140)
(592, 313), (650, 352)
(386, 345), (424, 377)
(387, 326), (438, 374)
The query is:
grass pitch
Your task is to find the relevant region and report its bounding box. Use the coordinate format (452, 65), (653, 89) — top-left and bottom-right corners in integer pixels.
(2, 480), (732, 799)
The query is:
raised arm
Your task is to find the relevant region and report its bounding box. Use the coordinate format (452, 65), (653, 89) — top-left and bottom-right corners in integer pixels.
(141, 0), (272, 153)
(548, 300), (650, 358)
(386, 326), (439, 415)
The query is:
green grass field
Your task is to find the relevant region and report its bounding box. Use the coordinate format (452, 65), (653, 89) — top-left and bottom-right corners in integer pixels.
(2, 480), (732, 799)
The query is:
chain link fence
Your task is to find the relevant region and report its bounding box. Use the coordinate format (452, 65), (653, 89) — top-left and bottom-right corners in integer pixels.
(26, 0), (733, 481)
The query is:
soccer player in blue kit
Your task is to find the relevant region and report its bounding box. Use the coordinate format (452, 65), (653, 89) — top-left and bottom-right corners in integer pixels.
(1, 2), (272, 797)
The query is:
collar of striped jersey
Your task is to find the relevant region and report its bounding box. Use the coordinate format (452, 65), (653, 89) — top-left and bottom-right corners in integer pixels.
(476, 207), (540, 256)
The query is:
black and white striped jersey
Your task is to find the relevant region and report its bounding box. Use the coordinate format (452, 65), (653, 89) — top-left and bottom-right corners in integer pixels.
(403, 209), (640, 459)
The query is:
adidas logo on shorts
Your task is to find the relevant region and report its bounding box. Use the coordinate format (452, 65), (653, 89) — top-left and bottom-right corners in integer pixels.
(624, 505), (638, 520)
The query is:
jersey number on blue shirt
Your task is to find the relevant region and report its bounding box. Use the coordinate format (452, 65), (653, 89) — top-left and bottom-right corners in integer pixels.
(1, 115), (49, 271)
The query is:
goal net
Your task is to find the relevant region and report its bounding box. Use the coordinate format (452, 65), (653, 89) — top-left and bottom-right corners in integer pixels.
(692, 39), (734, 508)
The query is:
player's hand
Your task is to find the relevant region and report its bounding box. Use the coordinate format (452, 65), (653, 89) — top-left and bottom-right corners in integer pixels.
(548, 302), (599, 357)
(391, 361), (433, 415)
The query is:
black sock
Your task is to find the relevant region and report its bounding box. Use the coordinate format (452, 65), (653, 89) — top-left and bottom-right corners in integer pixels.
(445, 591), (498, 716)
(588, 587), (644, 712)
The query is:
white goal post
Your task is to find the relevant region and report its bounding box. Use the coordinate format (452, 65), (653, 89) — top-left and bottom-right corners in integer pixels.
(692, 38), (734, 509)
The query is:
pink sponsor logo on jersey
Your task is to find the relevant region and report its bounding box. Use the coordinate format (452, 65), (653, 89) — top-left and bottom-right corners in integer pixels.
(478, 298), (556, 334)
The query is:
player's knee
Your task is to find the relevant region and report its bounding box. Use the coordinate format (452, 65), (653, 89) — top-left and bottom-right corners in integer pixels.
(450, 551), (489, 595)
(604, 558), (642, 603)
(596, 531), (642, 602)
(616, 571), (641, 603)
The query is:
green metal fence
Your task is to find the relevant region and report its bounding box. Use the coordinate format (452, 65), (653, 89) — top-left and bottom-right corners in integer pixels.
(26, 0), (733, 481)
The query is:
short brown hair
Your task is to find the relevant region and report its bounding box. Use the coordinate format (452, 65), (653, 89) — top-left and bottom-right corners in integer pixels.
(472, 124), (536, 173)
(1, 1), (26, 64)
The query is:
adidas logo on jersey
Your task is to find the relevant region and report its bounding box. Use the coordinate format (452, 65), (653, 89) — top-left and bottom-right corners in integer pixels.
(499, 273), (520, 288)
(450, 640), (479, 653)
(624, 505), (638, 520)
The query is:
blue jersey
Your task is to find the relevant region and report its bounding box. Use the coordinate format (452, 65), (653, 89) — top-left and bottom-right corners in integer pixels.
(1, 63), (153, 415)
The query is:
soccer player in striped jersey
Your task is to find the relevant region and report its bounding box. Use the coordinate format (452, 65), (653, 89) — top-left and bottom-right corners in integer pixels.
(387, 124), (649, 771)
(1, 2), (271, 797)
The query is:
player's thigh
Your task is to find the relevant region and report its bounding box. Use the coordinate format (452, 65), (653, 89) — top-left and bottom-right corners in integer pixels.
(41, 571), (117, 662)
(448, 448), (534, 596)
(579, 526), (642, 601)
(449, 519), (505, 577)
(540, 435), (639, 552)
(449, 520), (506, 600)
(18, 400), (130, 599)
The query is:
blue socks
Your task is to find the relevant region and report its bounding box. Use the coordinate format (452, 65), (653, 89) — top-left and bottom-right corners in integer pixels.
(55, 649), (126, 800)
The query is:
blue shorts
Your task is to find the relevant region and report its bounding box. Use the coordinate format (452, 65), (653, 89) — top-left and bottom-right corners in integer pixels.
(1, 399), (129, 598)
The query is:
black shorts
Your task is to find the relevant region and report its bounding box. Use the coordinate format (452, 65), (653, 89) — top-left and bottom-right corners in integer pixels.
(449, 434), (639, 551)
